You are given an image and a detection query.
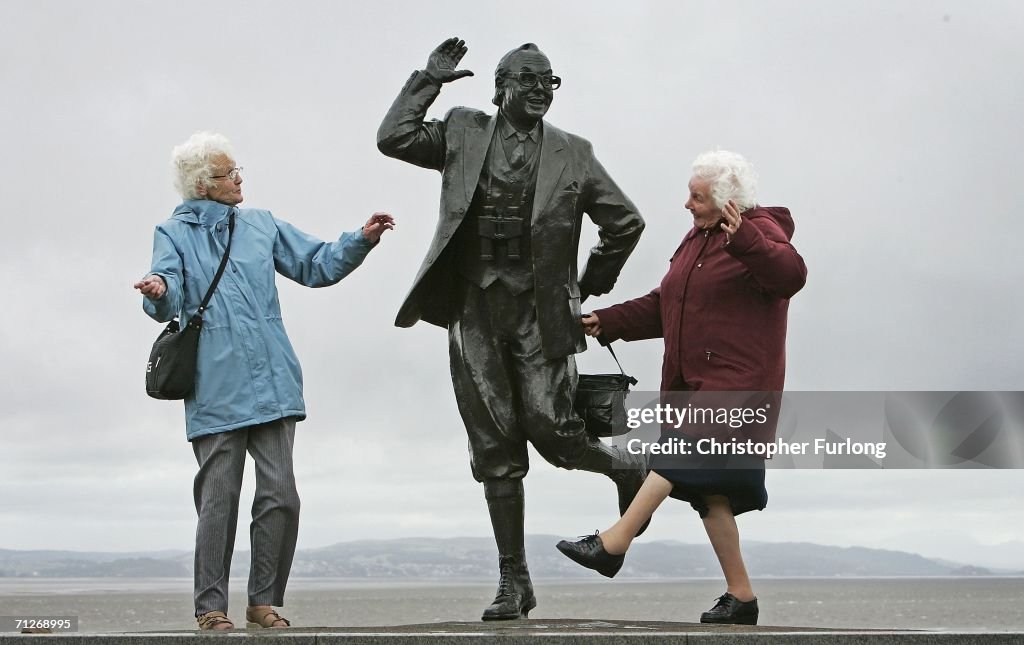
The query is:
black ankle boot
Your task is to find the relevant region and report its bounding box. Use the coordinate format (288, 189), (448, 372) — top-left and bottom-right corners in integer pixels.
(700, 592), (759, 625)
(481, 481), (534, 620)
(575, 440), (651, 536)
(481, 554), (537, 620)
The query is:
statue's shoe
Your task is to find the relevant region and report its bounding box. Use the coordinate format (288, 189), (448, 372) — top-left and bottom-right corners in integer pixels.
(481, 554), (536, 620)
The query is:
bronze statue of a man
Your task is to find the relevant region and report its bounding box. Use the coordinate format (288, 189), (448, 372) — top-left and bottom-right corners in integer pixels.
(378, 37), (647, 620)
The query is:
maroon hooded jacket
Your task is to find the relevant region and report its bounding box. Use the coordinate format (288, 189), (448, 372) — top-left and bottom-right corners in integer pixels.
(595, 206), (806, 394)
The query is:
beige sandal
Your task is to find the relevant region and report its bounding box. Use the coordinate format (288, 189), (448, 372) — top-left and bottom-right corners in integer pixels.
(245, 606), (290, 628)
(197, 611), (234, 631)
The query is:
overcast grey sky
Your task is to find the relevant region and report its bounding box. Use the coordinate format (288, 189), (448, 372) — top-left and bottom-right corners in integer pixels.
(2, 1), (1022, 570)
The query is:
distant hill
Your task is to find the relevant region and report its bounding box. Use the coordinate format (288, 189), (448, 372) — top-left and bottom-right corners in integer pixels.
(0, 549), (192, 578)
(0, 537), (1011, 579)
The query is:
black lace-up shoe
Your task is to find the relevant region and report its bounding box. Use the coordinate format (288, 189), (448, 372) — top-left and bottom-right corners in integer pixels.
(700, 592), (759, 625)
(555, 533), (625, 578)
(481, 554), (536, 621)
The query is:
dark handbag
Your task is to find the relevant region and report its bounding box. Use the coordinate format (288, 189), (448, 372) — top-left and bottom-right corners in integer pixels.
(145, 212), (235, 400)
(576, 342), (638, 438)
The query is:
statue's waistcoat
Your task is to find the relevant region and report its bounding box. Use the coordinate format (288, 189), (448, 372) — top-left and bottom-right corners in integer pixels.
(455, 129), (541, 295)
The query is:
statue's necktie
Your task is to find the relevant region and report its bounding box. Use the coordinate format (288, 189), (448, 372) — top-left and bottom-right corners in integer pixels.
(510, 132), (529, 169)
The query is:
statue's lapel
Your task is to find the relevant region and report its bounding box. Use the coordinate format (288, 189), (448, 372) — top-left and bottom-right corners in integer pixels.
(462, 114), (497, 202)
(533, 123), (567, 218)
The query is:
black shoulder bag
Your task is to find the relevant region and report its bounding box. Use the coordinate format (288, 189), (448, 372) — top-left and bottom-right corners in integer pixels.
(576, 342), (638, 438)
(145, 212), (235, 400)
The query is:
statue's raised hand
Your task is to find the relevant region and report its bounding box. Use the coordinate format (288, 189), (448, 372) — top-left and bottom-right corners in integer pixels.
(425, 37), (474, 84)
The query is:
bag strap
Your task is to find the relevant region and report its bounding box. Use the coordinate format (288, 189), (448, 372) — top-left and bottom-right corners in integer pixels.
(603, 343), (639, 386)
(193, 210), (235, 320)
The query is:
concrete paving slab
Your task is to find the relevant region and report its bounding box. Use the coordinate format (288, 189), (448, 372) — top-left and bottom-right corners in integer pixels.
(2, 619), (1021, 643)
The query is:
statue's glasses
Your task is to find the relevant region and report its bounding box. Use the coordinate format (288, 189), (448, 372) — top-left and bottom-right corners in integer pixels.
(506, 72), (562, 90)
(210, 167), (244, 181)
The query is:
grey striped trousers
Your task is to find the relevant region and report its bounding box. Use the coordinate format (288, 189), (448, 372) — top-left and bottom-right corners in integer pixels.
(191, 417), (300, 615)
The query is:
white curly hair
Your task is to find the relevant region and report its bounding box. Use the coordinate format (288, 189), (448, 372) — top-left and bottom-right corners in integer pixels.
(170, 131), (236, 200)
(691, 150), (758, 211)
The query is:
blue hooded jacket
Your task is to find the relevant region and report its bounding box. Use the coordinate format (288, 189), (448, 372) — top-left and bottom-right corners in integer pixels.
(143, 199), (375, 440)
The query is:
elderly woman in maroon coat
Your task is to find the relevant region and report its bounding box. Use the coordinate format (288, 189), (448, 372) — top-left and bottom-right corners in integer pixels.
(557, 150), (806, 625)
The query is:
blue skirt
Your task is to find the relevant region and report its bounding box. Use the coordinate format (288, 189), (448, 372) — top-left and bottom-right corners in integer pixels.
(649, 434), (768, 518)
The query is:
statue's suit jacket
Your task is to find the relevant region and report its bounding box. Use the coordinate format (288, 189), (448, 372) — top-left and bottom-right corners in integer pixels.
(377, 71), (645, 359)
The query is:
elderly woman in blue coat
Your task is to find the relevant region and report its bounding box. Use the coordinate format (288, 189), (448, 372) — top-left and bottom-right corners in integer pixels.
(134, 131), (394, 630)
